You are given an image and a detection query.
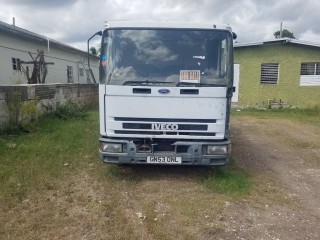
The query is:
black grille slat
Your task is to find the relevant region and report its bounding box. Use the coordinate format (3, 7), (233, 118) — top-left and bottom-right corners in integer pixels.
(179, 125), (207, 131)
(180, 89), (199, 94)
(115, 117), (216, 123)
(114, 130), (216, 136)
(123, 123), (151, 129)
(179, 132), (216, 136)
(133, 88), (151, 94)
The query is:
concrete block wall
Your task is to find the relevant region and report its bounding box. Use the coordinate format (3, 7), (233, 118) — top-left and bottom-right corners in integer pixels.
(0, 83), (98, 124)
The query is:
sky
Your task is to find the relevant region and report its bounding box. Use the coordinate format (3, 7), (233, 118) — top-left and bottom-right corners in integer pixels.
(1, 0), (320, 51)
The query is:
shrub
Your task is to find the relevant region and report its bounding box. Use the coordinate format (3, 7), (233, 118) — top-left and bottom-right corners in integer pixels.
(1, 91), (38, 135)
(48, 100), (88, 120)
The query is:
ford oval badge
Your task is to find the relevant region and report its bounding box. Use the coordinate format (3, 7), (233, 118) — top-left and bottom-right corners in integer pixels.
(158, 89), (170, 94)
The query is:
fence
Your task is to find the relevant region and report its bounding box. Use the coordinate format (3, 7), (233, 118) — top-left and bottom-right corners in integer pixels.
(0, 83), (98, 124)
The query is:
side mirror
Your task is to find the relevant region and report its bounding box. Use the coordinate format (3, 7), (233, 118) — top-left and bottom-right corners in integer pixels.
(232, 32), (237, 40)
(87, 31), (103, 84)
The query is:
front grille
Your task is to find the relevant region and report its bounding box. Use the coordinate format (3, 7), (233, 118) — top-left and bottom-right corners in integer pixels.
(134, 140), (189, 153)
(114, 117), (216, 137)
(153, 142), (175, 152)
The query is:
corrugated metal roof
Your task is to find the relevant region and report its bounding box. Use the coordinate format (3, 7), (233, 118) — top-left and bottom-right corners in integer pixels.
(0, 20), (91, 55)
(234, 37), (320, 48)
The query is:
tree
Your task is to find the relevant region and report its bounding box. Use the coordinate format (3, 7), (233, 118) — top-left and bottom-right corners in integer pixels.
(274, 29), (296, 39)
(90, 46), (98, 56)
(19, 49), (54, 84)
(89, 44), (101, 56)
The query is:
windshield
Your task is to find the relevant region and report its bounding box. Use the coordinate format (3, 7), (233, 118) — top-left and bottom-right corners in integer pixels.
(100, 28), (233, 87)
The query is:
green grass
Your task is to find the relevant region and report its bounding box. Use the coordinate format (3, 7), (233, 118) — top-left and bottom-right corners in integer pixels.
(0, 110), (99, 202)
(201, 166), (251, 197)
(232, 106), (320, 125)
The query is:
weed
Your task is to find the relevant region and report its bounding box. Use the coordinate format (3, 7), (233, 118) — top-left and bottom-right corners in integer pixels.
(0, 122), (25, 135)
(1, 91), (39, 135)
(47, 100), (88, 120)
(293, 141), (312, 149)
(105, 165), (141, 183)
(201, 167), (251, 196)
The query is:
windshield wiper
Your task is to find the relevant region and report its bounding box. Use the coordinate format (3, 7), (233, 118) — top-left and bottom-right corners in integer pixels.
(176, 82), (226, 87)
(123, 80), (175, 86)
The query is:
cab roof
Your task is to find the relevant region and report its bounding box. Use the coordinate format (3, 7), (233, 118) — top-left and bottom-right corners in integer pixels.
(104, 21), (232, 32)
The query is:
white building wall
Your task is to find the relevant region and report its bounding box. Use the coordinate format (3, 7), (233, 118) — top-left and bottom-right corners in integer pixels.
(0, 31), (99, 85)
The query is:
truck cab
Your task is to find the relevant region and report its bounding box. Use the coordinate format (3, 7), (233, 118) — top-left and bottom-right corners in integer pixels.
(97, 21), (235, 166)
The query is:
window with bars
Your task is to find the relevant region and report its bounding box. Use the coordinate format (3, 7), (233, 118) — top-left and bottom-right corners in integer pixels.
(260, 63), (279, 84)
(79, 68), (84, 77)
(67, 65), (73, 83)
(300, 62), (320, 75)
(12, 57), (21, 70)
(300, 62), (320, 86)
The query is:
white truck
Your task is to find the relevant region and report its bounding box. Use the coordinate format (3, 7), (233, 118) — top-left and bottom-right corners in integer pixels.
(94, 21), (236, 166)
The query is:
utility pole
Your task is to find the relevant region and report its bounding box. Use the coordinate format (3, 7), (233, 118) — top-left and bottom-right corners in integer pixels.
(280, 22), (283, 38)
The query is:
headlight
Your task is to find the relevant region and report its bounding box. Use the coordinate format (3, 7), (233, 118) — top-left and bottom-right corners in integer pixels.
(100, 143), (123, 153)
(206, 145), (230, 155)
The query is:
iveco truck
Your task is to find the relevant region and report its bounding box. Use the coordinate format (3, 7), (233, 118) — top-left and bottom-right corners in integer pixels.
(95, 21), (236, 166)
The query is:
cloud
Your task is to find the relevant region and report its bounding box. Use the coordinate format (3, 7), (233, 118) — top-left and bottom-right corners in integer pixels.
(299, 30), (320, 43)
(1, 0), (77, 8)
(1, 0), (320, 51)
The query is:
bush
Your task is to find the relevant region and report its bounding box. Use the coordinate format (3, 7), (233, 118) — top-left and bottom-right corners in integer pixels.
(0, 91), (38, 135)
(0, 122), (24, 135)
(48, 101), (88, 120)
(0, 100), (89, 135)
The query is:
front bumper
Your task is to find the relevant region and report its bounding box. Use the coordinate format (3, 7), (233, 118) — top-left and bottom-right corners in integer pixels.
(99, 138), (231, 166)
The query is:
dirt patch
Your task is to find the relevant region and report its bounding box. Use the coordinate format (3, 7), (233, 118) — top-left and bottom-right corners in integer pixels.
(227, 116), (320, 239)
(232, 117), (320, 213)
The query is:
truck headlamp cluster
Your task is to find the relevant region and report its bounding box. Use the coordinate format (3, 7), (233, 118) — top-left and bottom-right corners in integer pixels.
(100, 143), (123, 153)
(206, 145), (230, 155)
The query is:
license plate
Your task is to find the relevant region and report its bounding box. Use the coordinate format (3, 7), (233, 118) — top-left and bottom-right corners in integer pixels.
(147, 156), (182, 164)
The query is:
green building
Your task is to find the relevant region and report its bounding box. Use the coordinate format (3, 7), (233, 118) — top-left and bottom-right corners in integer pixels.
(233, 38), (320, 108)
